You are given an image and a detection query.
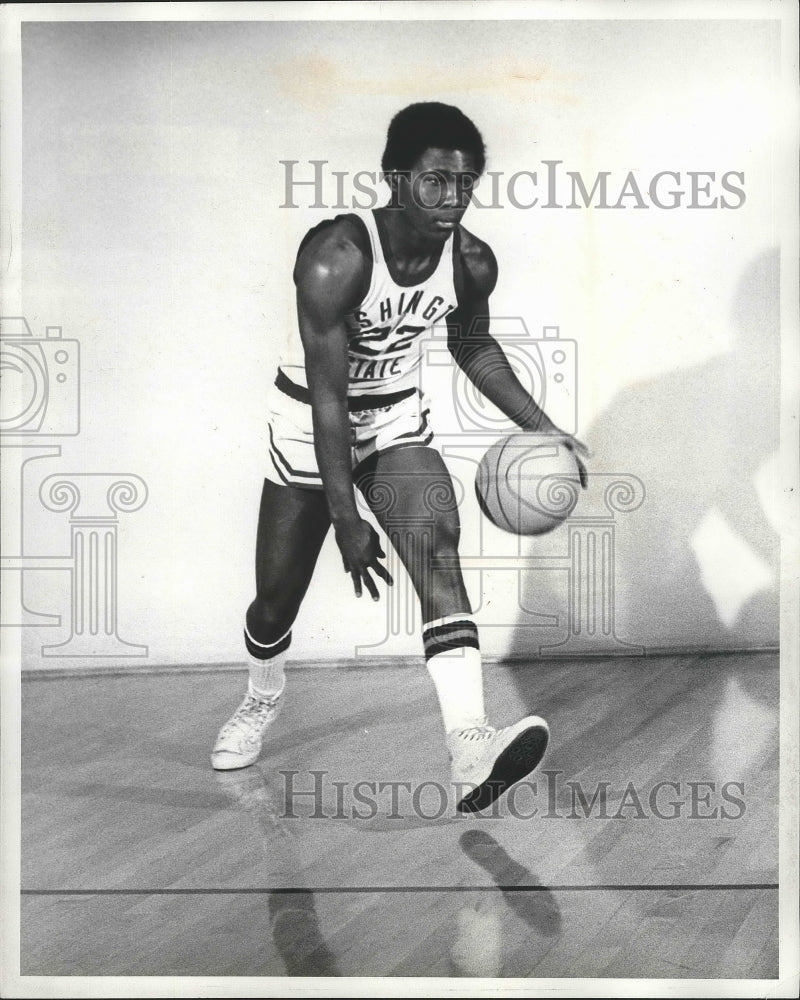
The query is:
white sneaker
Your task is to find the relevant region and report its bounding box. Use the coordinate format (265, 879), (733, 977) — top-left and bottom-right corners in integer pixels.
(448, 716), (549, 813)
(211, 681), (284, 771)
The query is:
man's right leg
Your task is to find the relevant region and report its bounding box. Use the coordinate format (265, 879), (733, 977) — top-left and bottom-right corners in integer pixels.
(358, 445), (549, 813)
(212, 478), (331, 770)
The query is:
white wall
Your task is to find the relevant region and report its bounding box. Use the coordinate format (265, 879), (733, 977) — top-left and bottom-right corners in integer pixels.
(10, 16), (786, 670)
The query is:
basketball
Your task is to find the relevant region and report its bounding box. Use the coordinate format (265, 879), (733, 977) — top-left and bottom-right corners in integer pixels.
(475, 433), (582, 535)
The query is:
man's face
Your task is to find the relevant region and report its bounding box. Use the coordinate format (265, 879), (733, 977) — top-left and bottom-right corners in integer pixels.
(391, 147), (481, 241)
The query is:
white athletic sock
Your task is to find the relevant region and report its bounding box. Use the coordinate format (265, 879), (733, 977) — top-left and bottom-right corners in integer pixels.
(423, 614), (486, 733)
(244, 624), (290, 699)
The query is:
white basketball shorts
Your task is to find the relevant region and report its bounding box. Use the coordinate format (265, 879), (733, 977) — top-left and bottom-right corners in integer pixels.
(265, 368), (434, 490)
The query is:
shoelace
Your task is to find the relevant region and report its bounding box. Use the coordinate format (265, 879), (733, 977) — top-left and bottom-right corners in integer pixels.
(453, 723), (495, 742)
(221, 692), (281, 736)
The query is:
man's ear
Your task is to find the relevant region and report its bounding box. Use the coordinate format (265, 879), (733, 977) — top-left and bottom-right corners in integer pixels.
(385, 170), (409, 209)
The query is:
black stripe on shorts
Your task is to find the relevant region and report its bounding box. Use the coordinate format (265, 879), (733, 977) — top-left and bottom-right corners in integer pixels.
(268, 423), (322, 483)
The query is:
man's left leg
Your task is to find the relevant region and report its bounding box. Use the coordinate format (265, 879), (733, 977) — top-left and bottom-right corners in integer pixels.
(357, 445), (549, 813)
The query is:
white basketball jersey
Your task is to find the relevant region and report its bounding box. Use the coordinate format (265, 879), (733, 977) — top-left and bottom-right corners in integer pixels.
(280, 210), (459, 397)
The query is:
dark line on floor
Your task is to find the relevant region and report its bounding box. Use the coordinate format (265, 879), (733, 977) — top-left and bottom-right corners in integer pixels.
(22, 883), (779, 896)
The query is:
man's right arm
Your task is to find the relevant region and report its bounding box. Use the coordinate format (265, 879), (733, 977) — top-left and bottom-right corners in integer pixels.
(294, 226), (392, 600)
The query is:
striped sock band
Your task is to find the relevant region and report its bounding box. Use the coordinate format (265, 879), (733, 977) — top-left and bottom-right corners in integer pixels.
(244, 624), (291, 698)
(244, 624), (292, 661)
(423, 614), (485, 731)
(422, 614), (480, 661)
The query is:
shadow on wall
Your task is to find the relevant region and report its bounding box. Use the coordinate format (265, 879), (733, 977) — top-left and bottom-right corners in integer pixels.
(507, 247), (780, 656)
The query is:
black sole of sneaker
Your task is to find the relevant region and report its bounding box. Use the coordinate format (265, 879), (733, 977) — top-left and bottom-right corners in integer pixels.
(457, 724), (549, 814)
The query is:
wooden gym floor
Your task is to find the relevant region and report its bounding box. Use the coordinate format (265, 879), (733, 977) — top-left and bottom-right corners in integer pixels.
(20, 652), (778, 980)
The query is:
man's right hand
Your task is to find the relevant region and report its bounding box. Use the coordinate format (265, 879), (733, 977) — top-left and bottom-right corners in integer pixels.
(333, 517), (394, 600)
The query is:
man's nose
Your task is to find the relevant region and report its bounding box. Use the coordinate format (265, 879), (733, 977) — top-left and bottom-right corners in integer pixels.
(441, 180), (460, 208)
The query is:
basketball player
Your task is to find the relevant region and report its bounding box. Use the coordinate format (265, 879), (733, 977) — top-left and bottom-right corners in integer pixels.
(212, 103), (588, 813)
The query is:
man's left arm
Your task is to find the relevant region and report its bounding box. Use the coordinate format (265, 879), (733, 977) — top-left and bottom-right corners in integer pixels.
(447, 236), (589, 485)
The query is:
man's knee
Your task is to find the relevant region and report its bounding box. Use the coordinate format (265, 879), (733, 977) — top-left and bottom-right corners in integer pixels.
(246, 597), (296, 645)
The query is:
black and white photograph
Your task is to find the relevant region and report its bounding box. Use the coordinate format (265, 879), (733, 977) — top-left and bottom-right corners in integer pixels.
(1, 1), (798, 996)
